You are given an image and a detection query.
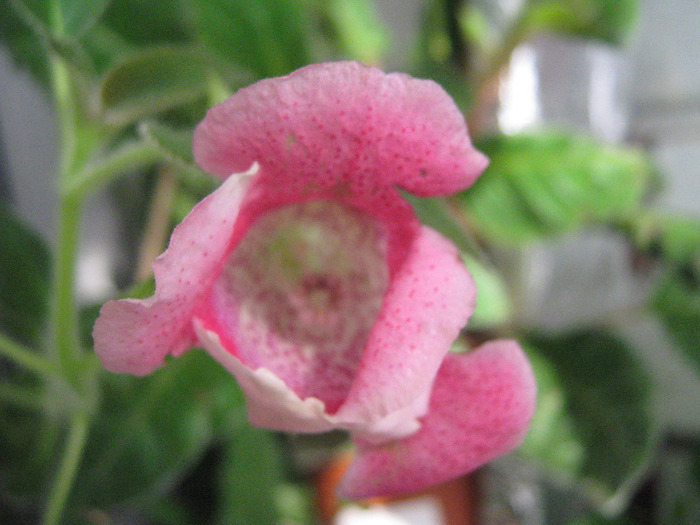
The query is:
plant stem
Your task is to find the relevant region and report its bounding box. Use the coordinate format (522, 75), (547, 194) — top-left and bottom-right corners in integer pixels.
(64, 140), (162, 199)
(0, 331), (65, 382)
(53, 193), (83, 378)
(42, 409), (91, 525)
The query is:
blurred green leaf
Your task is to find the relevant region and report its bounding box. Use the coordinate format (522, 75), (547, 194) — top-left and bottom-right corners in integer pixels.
(462, 254), (512, 329)
(651, 269), (700, 374)
(405, 195), (480, 256)
(189, 0), (310, 79)
(634, 215), (700, 374)
(326, 0), (388, 64)
(461, 132), (652, 245)
(55, 0), (112, 39)
(100, 0), (189, 46)
(216, 426), (284, 525)
(520, 347), (585, 480)
(635, 215), (700, 268)
(0, 0), (50, 86)
(523, 0), (640, 45)
(71, 350), (246, 510)
(527, 329), (656, 510)
(98, 46), (211, 126)
(138, 121), (219, 210)
(8, 0), (111, 39)
(0, 205), (51, 347)
(140, 121), (196, 165)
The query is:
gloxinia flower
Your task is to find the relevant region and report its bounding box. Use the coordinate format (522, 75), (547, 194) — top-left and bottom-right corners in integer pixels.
(93, 62), (536, 498)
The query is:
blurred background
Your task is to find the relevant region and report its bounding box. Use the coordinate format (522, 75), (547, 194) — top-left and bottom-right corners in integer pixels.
(1, 1), (700, 524)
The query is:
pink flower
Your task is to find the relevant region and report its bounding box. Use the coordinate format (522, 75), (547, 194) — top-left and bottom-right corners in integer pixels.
(93, 62), (535, 498)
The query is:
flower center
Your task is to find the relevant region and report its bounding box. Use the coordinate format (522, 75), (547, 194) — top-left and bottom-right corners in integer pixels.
(217, 200), (389, 409)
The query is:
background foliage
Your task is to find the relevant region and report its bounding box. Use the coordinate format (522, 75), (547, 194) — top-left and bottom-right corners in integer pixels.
(1, 0), (699, 524)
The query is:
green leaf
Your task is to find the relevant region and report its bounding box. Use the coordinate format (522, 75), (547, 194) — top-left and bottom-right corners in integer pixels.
(8, 0), (111, 39)
(0, 205), (51, 347)
(326, 0), (389, 65)
(139, 121), (196, 165)
(405, 194), (481, 256)
(100, 0), (189, 46)
(71, 350), (246, 510)
(526, 330), (657, 511)
(651, 269), (700, 374)
(523, 0), (640, 46)
(462, 255), (512, 329)
(216, 426), (284, 525)
(634, 215), (700, 268)
(138, 121), (219, 208)
(519, 346), (586, 480)
(461, 132), (652, 245)
(0, 0), (50, 86)
(189, 0), (310, 79)
(98, 46), (211, 126)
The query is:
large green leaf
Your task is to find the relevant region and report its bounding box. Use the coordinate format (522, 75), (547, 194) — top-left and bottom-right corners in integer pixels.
(0, 205), (51, 347)
(461, 132), (652, 245)
(523, 0), (640, 46)
(98, 46), (211, 126)
(189, 0), (310, 79)
(70, 350), (246, 512)
(526, 330), (656, 510)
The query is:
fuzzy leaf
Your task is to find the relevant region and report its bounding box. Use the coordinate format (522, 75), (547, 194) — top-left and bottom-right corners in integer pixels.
(461, 132), (652, 245)
(70, 350), (246, 510)
(98, 46), (210, 126)
(526, 330), (656, 510)
(189, 0), (310, 79)
(216, 426), (284, 525)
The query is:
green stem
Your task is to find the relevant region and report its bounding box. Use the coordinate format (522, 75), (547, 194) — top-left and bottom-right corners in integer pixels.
(53, 194), (83, 378)
(49, 58), (78, 180)
(42, 409), (91, 525)
(0, 331), (65, 382)
(64, 140), (162, 200)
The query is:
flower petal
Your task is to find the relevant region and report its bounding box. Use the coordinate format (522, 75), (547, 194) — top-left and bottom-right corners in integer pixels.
(339, 339), (537, 498)
(334, 226), (476, 441)
(92, 164), (257, 374)
(195, 321), (339, 433)
(193, 61), (487, 198)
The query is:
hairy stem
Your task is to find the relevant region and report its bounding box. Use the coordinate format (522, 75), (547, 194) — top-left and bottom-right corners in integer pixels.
(0, 331), (65, 382)
(42, 409), (91, 525)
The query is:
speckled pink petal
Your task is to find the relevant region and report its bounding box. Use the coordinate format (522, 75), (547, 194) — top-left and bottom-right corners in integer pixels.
(92, 165), (257, 375)
(193, 61), (487, 199)
(194, 321), (425, 442)
(339, 340), (537, 499)
(333, 226), (476, 440)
